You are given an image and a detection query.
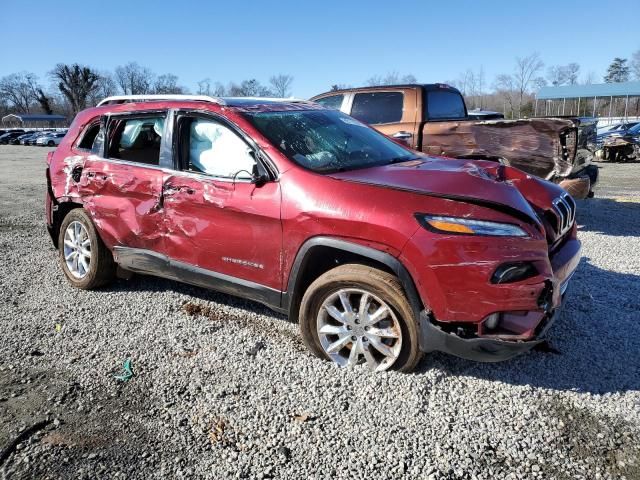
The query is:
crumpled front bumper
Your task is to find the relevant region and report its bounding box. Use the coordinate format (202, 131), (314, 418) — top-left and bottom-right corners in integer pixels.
(418, 306), (562, 362)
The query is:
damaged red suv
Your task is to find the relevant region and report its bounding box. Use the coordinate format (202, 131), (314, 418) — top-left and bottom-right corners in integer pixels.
(46, 95), (581, 372)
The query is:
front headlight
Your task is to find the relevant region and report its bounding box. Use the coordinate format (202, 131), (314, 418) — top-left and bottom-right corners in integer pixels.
(416, 214), (528, 237)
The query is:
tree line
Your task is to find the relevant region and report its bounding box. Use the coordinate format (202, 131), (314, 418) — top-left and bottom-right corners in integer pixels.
(2, 50), (639, 122)
(346, 50), (640, 119)
(0, 62), (294, 119)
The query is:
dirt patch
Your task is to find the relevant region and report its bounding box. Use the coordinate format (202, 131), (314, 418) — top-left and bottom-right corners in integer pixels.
(544, 397), (640, 479)
(182, 301), (306, 351)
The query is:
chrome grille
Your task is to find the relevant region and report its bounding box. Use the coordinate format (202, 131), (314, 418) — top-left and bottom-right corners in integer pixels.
(551, 193), (576, 237)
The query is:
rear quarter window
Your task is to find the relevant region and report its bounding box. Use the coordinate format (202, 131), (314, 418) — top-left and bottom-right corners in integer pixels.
(350, 92), (403, 125)
(315, 95), (344, 110)
(427, 90), (466, 120)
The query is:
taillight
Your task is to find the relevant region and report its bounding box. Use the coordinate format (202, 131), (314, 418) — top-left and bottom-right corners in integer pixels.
(46, 151), (54, 165)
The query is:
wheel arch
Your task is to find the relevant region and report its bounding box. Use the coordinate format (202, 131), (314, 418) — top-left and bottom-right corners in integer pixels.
(49, 200), (83, 248)
(284, 237), (422, 322)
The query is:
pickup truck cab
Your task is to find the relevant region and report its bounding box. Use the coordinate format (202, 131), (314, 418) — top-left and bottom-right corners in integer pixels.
(311, 84), (598, 199)
(46, 95), (581, 372)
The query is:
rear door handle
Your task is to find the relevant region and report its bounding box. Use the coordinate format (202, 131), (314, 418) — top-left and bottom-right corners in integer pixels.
(164, 185), (195, 195)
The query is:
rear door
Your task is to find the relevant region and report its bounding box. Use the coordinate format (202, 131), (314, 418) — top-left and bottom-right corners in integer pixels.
(76, 111), (169, 251)
(347, 89), (420, 149)
(159, 111), (283, 292)
(421, 87), (470, 156)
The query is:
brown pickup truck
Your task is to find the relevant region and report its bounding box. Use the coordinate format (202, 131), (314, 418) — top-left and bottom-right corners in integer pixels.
(311, 84), (598, 199)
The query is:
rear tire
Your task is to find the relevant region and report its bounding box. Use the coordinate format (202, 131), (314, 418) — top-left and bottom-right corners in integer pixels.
(299, 264), (423, 372)
(57, 209), (116, 289)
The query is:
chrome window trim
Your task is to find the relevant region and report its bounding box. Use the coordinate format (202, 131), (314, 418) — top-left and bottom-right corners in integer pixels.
(171, 109), (279, 183)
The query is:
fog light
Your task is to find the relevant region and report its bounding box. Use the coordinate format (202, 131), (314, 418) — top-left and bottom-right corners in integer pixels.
(491, 262), (538, 284)
(484, 313), (501, 330)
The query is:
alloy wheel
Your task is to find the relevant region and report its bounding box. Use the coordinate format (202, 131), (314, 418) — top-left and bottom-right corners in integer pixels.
(317, 288), (402, 371)
(63, 221), (91, 279)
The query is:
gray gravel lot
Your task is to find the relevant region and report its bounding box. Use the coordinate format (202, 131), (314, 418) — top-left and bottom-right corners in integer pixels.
(0, 146), (639, 479)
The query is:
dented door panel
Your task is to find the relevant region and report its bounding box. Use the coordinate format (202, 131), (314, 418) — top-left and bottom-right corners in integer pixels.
(161, 174), (283, 290)
(77, 159), (165, 250)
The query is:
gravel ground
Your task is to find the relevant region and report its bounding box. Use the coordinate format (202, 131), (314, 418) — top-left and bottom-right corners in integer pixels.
(0, 146), (639, 479)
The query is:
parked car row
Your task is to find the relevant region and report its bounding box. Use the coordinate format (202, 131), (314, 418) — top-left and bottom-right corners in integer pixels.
(0, 129), (67, 146)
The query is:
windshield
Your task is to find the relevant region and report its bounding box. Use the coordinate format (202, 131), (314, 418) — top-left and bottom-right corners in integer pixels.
(244, 109), (417, 173)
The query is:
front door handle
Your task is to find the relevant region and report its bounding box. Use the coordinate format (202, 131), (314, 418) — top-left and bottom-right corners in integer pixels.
(392, 131), (413, 139)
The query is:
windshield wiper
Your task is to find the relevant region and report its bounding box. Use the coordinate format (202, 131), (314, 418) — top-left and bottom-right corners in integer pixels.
(388, 156), (421, 164)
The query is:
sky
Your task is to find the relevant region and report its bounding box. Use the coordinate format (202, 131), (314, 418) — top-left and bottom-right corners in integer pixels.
(1, 0), (638, 99)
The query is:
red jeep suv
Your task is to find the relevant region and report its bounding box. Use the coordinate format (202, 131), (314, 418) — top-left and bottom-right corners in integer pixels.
(45, 95), (581, 372)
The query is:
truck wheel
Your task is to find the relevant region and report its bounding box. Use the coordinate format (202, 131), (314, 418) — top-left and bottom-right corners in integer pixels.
(58, 209), (116, 289)
(299, 264), (422, 372)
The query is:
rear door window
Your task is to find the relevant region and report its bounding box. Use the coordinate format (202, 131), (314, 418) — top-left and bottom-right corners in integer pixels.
(350, 92), (403, 125)
(315, 94), (344, 110)
(426, 90), (466, 120)
(107, 115), (166, 165)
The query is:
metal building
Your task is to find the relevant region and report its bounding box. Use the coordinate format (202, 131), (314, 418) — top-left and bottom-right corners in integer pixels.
(535, 81), (640, 120)
(1, 113), (68, 128)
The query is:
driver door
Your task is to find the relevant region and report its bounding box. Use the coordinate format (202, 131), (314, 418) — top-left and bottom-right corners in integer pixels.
(160, 112), (283, 292)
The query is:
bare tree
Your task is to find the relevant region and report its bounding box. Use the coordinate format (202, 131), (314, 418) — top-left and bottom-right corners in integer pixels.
(330, 84), (350, 91)
(632, 50), (640, 80)
(115, 62), (154, 95)
(547, 63), (581, 86)
(547, 65), (567, 86)
(366, 72), (417, 86)
(88, 71), (118, 105)
(269, 74), (294, 97)
(582, 71), (597, 85)
(0, 72), (39, 112)
(513, 53), (544, 117)
(51, 64), (100, 115)
(565, 63), (580, 85)
(153, 74), (186, 94)
(227, 79), (272, 97)
(213, 82), (226, 96)
(494, 74), (517, 119)
(197, 78), (212, 95)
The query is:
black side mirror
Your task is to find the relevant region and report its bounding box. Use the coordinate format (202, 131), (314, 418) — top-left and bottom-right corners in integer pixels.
(250, 155), (269, 187)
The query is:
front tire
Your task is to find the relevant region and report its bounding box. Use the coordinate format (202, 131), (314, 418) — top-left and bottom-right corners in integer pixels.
(57, 209), (116, 289)
(299, 264), (423, 372)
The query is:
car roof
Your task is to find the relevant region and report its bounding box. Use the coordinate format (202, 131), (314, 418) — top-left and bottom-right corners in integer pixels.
(95, 94), (316, 113)
(311, 83), (461, 98)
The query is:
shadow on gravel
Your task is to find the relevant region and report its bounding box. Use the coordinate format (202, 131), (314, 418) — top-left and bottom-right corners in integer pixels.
(418, 257), (640, 395)
(575, 197), (640, 236)
(109, 274), (288, 322)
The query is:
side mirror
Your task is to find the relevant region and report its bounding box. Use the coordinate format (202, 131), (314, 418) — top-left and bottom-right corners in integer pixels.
(251, 161), (269, 187)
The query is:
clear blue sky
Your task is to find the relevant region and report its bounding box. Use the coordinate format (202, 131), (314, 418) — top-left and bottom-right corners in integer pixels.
(1, 0), (637, 98)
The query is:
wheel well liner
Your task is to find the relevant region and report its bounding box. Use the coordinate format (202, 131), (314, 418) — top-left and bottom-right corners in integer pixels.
(283, 237), (422, 322)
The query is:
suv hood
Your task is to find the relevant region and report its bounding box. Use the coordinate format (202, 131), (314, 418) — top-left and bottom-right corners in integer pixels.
(329, 157), (550, 225)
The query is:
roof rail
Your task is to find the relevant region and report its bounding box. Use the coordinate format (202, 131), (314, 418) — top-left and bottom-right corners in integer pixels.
(222, 96), (309, 103)
(97, 94), (225, 107)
